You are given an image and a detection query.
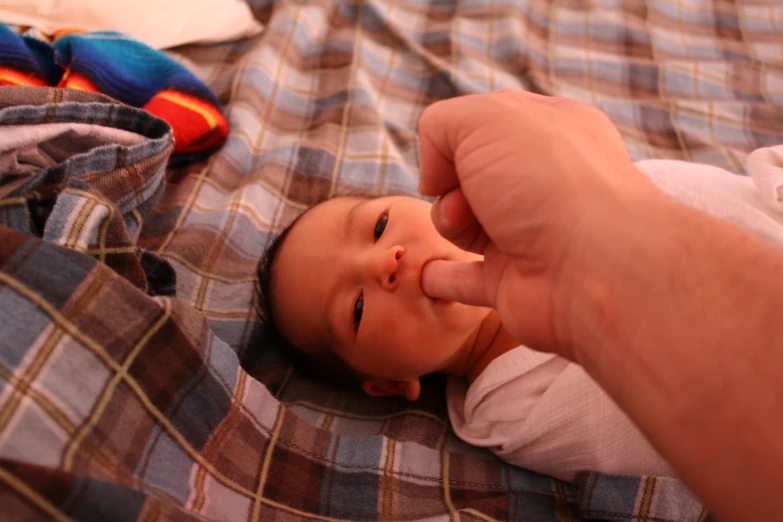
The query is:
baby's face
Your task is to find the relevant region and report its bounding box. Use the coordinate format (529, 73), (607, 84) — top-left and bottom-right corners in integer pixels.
(271, 196), (489, 384)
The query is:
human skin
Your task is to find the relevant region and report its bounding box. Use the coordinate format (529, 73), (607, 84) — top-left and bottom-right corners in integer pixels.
(270, 194), (519, 400)
(418, 89), (783, 522)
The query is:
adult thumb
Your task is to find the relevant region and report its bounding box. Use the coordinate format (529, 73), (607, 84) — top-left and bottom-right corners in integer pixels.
(421, 259), (489, 307)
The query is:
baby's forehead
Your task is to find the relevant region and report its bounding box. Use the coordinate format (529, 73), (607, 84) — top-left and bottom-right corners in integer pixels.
(308, 195), (364, 219)
(283, 197), (359, 244)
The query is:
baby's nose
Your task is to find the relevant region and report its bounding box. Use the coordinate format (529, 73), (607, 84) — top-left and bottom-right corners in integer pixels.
(376, 245), (404, 291)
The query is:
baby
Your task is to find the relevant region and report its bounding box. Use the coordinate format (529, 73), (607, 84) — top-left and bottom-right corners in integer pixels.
(255, 147), (783, 482)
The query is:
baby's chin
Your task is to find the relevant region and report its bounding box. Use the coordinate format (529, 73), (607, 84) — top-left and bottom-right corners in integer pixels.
(439, 300), (493, 330)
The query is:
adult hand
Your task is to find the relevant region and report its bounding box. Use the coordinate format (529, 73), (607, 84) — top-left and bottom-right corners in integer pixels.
(419, 90), (783, 522)
(418, 90), (664, 360)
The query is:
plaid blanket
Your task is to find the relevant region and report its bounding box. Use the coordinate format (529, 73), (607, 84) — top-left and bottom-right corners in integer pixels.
(2, 0), (782, 520)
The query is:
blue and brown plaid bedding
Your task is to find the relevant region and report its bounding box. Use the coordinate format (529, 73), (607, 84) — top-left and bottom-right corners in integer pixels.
(2, 0), (782, 520)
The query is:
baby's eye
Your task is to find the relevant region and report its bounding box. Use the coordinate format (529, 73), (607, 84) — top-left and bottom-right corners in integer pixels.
(353, 293), (364, 329)
(374, 214), (387, 240)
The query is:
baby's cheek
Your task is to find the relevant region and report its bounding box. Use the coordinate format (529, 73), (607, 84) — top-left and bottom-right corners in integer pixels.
(375, 309), (402, 340)
(374, 306), (421, 350)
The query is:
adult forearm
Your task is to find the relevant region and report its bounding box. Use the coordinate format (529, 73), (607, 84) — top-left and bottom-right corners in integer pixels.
(570, 195), (783, 522)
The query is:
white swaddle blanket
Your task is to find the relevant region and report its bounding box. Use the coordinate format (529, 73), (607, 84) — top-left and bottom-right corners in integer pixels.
(447, 146), (783, 482)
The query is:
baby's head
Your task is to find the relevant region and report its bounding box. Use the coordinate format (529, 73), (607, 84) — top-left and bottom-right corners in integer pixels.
(256, 195), (488, 400)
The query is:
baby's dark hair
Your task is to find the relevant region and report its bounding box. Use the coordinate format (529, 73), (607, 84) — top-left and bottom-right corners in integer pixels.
(254, 196), (377, 389)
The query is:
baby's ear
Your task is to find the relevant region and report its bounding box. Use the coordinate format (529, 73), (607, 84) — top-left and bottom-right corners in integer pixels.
(362, 379), (421, 401)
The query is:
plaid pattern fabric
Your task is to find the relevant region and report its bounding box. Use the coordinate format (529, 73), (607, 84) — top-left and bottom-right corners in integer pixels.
(3, 0), (782, 519)
(576, 475), (712, 522)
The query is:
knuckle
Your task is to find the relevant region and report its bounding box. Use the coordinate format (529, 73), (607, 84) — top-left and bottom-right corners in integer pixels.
(418, 102), (440, 129)
(493, 88), (519, 98)
(576, 102), (609, 122)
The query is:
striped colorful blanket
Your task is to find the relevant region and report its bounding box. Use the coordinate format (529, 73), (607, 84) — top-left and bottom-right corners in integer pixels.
(2, 0), (782, 520)
(0, 24), (228, 164)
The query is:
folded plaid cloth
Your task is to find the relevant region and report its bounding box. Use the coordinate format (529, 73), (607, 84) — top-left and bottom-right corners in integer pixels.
(0, 24), (228, 164)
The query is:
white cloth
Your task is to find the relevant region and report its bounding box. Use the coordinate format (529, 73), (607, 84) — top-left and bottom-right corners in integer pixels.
(0, 0), (263, 50)
(447, 145), (783, 482)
